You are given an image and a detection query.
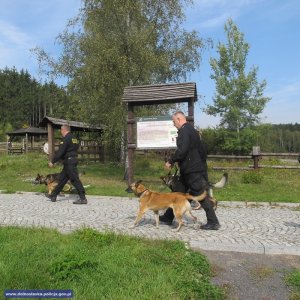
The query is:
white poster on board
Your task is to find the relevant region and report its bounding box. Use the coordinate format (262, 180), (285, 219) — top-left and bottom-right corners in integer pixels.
(136, 116), (177, 149)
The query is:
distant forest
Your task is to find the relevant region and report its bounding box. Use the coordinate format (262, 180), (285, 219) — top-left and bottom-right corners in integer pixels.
(0, 68), (299, 154)
(256, 124), (300, 153)
(201, 123), (300, 154)
(0, 67), (70, 138)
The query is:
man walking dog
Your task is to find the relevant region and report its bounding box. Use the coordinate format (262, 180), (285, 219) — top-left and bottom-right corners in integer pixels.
(160, 111), (220, 230)
(46, 124), (87, 204)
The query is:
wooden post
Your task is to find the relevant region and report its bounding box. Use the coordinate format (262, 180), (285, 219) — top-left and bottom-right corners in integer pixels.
(48, 123), (55, 161)
(187, 99), (195, 126)
(252, 146), (261, 169)
(127, 103), (135, 184)
(6, 135), (10, 154)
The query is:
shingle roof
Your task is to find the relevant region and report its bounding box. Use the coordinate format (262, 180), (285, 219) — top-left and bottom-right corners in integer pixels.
(122, 82), (197, 105)
(38, 116), (105, 132)
(6, 126), (48, 136)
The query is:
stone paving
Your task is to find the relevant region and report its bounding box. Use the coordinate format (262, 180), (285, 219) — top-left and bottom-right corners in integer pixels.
(0, 192), (299, 256)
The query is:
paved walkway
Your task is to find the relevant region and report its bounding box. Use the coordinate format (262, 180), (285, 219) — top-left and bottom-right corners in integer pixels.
(0, 192), (299, 256)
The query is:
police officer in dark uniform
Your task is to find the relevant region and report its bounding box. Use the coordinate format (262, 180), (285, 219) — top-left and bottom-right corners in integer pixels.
(159, 111), (220, 230)
(47, 124), (87, 204)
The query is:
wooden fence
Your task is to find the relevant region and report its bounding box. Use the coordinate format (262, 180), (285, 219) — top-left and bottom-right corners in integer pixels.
(0, 140), (104, 162)
(1, 143), (299, 168)
(78, 139), (104, 163)
(210, 146), (300, 170)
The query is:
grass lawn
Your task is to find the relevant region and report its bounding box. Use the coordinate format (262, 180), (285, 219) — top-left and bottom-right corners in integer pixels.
(286, 269), (300, 300)
(0, 226), (223, 300)
(0, 152), (299, 203)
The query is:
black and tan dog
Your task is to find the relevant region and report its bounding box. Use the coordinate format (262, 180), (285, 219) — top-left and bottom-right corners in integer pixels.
(160, 167), (228, 210)
(34, 173), (72, 195)
(126, 180), (208, 232)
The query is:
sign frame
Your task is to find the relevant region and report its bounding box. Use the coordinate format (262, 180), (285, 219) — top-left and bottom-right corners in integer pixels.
(136, 116), (177, 150)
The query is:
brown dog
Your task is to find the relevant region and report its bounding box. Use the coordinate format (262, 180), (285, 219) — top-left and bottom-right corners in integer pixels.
(126, 180), (208, 232)
(34, 173), (72, 195)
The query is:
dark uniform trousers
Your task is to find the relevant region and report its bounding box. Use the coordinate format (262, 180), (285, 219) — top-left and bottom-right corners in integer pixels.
(52, 157), (85, 199)
(163, 172), (219, 224)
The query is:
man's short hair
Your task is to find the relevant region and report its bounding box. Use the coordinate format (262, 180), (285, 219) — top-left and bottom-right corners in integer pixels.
(173, 111), (186, 118)
(61, 124), (71, 132)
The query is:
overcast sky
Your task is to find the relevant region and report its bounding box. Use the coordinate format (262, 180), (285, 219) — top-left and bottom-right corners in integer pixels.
(0, 0), (299, 128)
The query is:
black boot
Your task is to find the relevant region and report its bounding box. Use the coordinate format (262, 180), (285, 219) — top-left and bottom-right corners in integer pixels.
(45, 193), (57, 202)
(73, 197), (87, 205)
(200, 223), (220, 230)
(199, 197), (220, 230)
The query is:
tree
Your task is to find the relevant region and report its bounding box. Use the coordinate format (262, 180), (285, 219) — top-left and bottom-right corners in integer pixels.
(33, 0), (207, 160)
(205, 19), (270, 154)
(0, 67), (68, 137)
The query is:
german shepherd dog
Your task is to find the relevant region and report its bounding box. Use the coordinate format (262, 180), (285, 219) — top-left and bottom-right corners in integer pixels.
(126, 180), (208, 232)
(34, 173), (72, 195)
(160, 165), (228, 210)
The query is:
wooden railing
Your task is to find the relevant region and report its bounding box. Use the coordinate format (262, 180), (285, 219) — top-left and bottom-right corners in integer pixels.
(210, 147), (300, 170)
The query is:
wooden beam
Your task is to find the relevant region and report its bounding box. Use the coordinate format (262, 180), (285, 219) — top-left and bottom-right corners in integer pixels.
(127, 103), (135, 184)
(187, 99), (195, 126)
(48, 123), (55, 161)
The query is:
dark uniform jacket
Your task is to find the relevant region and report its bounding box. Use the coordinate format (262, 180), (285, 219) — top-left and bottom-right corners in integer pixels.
(168, 122), (207, 176)
(52, 132), (79, 165)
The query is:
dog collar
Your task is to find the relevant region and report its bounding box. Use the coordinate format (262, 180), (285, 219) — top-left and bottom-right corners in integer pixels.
(137, 189), (148, 197)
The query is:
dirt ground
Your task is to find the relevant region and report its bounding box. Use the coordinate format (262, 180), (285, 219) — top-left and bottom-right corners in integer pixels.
(200, 250), (300, 300)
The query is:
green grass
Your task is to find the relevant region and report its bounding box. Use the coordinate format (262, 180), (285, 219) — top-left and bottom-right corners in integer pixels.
(214, 167), (300, 203)
(286, 269), (300, 300)
(0, 153), (299, 203)
(0, 226), (224, 300)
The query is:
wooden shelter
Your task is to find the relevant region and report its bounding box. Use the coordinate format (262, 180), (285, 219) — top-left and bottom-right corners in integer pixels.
(121, 82), (198, 184)
(6, 126), (48, 154)
(38, 116), (105, 161)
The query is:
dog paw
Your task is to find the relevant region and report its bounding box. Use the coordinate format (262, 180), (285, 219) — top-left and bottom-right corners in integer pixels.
(129, 225), (135, 229)
(172, 226), (182, 232)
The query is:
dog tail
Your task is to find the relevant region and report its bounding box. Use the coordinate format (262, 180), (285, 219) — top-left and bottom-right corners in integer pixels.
(186, 192), (218, 211)
(186, 192), (207, 210)
(209, 173), (228, 198)
(190, 192), (207, 202)
(210, 173), (228, 188)
(194, 195), (218, 211)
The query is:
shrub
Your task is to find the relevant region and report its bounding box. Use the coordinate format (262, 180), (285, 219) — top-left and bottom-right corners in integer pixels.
(242, 171), (263, 184)
(49, 253), (98, 281)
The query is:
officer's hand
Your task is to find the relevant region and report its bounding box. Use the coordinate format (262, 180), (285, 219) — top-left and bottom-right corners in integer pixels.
(48, 162), (54, 168)
(165, 162), (172, 170)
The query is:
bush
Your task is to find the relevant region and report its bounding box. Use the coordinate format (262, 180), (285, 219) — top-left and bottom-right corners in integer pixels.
(242, 171), (263, 184)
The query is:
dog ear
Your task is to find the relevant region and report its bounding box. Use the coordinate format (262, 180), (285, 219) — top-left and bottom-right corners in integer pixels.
(135, 180), (142, 186)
